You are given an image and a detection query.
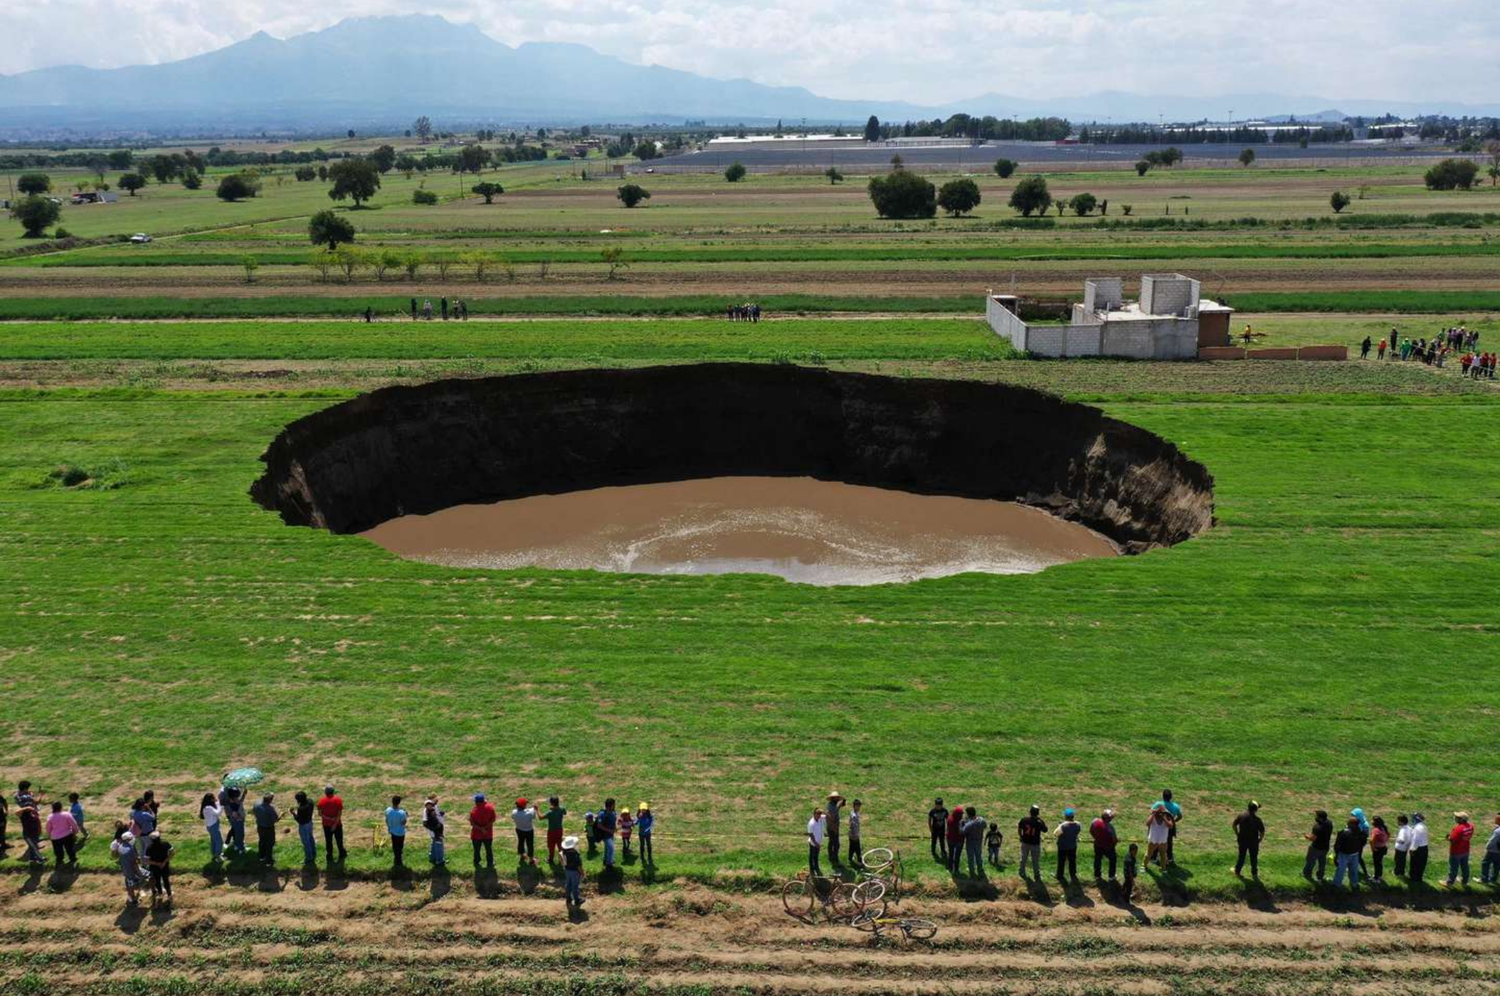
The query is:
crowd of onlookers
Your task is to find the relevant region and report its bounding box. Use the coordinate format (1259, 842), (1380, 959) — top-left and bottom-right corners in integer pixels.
(1365, 325), (1494, 377)
(4, 780), (655, 911)
(727, 303), (762, 322)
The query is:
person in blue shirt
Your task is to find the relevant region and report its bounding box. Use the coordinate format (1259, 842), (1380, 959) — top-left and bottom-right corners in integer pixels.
(69, 793), (88, 843)
(598, 799), (619, 869)
(385, 796), (409, 869)
(636, 803), (654, 866)
(1160, 790), (1182, 866)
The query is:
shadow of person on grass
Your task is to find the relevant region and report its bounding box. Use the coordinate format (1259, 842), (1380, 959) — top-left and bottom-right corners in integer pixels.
(295, 865), (320, 892)
(430, 865), (451, 901)
(595, 866), (626, 896)
(567, 904), (591, 924)
(46, 865), (79, 893)
(19, 866), (45, 896)
(114, 904), (148, 935)
(1017, 873), (1056, 907)
(516, 860), (541, 896)
(474, 867), (501, 899)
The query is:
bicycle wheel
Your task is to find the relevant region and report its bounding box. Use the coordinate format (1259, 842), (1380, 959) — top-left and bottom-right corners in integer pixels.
(781, 878), (815, 923)
(829, 881), (862, 920)
(850, 909), (884, 933)
(852, 878), (886, 908)
(903, 918), (938, 940)
(859, 847), (894, 871)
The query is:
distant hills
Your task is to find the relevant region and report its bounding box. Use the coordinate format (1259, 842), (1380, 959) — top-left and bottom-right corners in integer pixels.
(2, 15), (1496, 135)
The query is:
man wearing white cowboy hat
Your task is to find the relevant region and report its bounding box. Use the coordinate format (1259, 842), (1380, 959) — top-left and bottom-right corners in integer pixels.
(825, 792), (844, 866)
(562, 835), (584, 907)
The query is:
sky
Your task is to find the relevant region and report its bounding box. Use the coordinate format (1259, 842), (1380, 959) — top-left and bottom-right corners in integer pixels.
(6, 0), (1496, 105)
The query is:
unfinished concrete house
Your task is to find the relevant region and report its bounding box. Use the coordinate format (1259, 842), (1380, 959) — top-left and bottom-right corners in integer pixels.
(987, 274), (1233, 360)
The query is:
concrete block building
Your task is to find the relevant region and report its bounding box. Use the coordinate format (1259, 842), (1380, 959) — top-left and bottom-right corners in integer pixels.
(987, 274), (1233, 360)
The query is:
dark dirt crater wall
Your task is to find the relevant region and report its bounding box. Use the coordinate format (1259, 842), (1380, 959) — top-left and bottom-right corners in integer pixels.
(250, 363), (1214, 554)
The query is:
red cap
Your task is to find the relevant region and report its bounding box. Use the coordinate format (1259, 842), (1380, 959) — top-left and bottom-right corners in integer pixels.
(516, 797), (527, 808)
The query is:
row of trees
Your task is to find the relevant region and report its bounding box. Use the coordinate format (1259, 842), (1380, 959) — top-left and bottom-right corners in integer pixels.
(862, 114), (1072, 143)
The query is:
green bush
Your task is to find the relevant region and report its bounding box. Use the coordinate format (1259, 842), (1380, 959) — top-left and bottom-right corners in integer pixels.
(868, 170), (937, 219)
(412, 189), (439, 205)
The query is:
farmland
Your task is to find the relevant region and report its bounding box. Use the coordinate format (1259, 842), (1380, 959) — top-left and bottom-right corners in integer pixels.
(3, 147), (1500, 993)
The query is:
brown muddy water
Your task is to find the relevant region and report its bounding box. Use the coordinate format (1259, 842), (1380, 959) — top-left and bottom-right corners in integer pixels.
(361, 477), (1118, 586)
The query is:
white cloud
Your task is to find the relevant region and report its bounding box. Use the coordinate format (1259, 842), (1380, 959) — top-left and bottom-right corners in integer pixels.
(5, 0), (1496, 106)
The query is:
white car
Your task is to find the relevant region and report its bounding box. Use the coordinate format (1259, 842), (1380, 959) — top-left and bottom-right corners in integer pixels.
(129, 233), (152, 244)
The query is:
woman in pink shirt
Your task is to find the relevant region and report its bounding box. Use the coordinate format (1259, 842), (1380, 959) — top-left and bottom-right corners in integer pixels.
(45, 800), (80, 866)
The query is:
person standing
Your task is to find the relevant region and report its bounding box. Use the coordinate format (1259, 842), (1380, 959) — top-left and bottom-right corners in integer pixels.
(292, 791), (316, 865)
(68, 793), (88, 843)
(363, 306), (373, 324)
(1054, 808), (1081, 884)
(562, 835), (584, 908)
(1145, 803), (1172, 869)
(1017, 805), (1047, 881)
(111, 831), (143, 907)
(422, 299), (432, 320)
(441, 297), (449, 321)
(825, 792), (844, 866)
(386, 796), (409, 870)
(961, 806), (988, 878)
(16, 783), (45, 865)
(144, 831), (174, 905)
(410, 297), (418, 321)
(1303, 809), (1333, 881)
(1232, 801), (1265, 879)
(618, 806), (634, 858)
(1393, 814), (1412, 878)
(1361, 335), (1372, 359)
(45, 801), (80, 866)
(847, 799), (863, 869)
(1369, 816), (1390, 883)
(423, 796), (447, 867)
(0, 790), (9, 853)
(1121, 843), (1139, 903)
(806, 807), (826, 876)
(1333, 817), (1363, 891)
(200, 793), (224, 863)
(1090, 809), (1118, 880)
(469, 793), (497, 869)
(945, 806), (964, 875)
(317, 786), (348, 863)
(1409, 813), (1431, 882)
(1481, 813), (1500, 885)
(252, 794), (279, 868)
(1447, 812), (1475, 887)
(543, 796), (567, 865)
(927, 798), (948, 863)
(129, 797), (155, 858)
(598, 799), (619, 869)
(636, 803), (654, 867)
(511, 797), (537, 865)
(1160, 789), (1182, 866)
(225, 787), (247, 856)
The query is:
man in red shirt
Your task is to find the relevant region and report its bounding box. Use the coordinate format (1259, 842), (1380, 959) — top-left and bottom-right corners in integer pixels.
(1089, 809), (1118, 880)
(1447, 812), (1475, 886)
(469, 793), (497, 869)
(316, 785), (348, 863)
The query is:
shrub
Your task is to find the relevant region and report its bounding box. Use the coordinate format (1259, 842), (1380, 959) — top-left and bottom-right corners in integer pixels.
(825, 167), (844, 185)
(868, 170), (937, 218)
(294, 166), (317, 182)
(53, 227), (72, 239)
(14, 195), (60, 237)
(181, 169), (202, 190)
(724, 162), (747, 182)
(472, 181), (504, 204)
(936, 178), (981, 217)
(1330, 190), (1351, 213)
(1008, 175), (1052, 217)
(1424, 158), (1480, 191)
(412, 188), (438, 205)
(215, 173), (259, 201)
(1069, 192), (1099, 216)
(993, 158), (1018, 179)
(307, 210), (355, 249)
(1135, 160), (1151, 176)
(617, 183), (651, 208)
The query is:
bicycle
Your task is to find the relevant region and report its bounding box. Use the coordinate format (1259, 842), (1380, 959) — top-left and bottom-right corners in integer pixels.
(855, 847), (904, 905)
(850, 910), (938, 942)
(781, 872), (886, 924)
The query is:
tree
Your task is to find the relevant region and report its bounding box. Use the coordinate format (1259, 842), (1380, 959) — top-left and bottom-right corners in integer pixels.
(181, 169), (202, 190)
(370, 144), (397, 174)
(457, 144), (491, 174)
(333, 244), (366, 282)
(1008, 175), (1052, 217)
(327, 158), (381, 207)
(107, 150), (133, 171)
(472, 181), (504, 204)
(632, 142), (658, 160)
(148, 154), (183, 183)
(825, 167), (844, 185)
(241, 256), (260, 284)
(1330, 190), (1351, 213)
(414, 115), (433, 141)
(889, 154), (904, 171)
(1135, 159), (1152, 177)
(863, 115), (881, 143)
(412, 188), (439, 205)
(1239, 148), (1256, 167)
(317, 165), (329, 181)
(867, 170), (937, 219)
(1424, 158), (1480, 191)
(14, 195), (60, 237)
(617, 183), (651, 208)
(993, 158), (1018, 179)
(346, 129), (356, 139)
(17, 173), (50, 195)
(118, 173), (146, 196)
(1068, 192), (1099, 216)
(936, 177), (982, 217)
(372, 248), (403, 281)
(1487, 140), (1500, 186)
(724, 162), (747, 182)
(601, 246), (628, 279)
(294, 165), (317, 181)
(307, 209), (356, 250)
(215, 173), (259, 201)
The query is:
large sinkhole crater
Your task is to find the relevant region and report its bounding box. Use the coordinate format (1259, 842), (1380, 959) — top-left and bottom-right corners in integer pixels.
(250, 364), (1214, 583)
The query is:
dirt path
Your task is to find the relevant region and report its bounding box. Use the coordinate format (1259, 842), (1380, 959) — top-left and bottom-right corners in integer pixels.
(3, 870), (1498, 994)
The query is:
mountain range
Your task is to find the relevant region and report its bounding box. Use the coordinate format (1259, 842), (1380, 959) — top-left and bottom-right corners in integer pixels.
(2, 15), (1496, 136)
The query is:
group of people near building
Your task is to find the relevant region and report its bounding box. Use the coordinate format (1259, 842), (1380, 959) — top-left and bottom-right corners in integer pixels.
(1367, 325), (1490, 375)
(408, 297), (469, 321)
(726, 302), (762, 322)
(4, 781), (655, 911)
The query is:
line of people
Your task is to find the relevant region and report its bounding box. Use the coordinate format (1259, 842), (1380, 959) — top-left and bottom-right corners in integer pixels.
(1367, 324), (1488, 372)
(726, 302), (762, 322)
(407, 296), (469, 321)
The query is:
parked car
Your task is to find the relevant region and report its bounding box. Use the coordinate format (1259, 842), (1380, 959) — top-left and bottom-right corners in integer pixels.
(129, 233), (152, 244)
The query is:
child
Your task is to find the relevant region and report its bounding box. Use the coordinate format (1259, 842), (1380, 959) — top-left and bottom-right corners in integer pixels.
(1122, 843), (1139, 903)
(618, 806), (635, 858)
(69, 793), (88, 842)
(986, 821), (1003, 868)
(636, 803), (654, 866)
(583, 811), (597, 858)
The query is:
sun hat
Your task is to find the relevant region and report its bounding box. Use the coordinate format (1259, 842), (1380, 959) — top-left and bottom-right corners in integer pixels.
(1103, 808), (1114, 818)
(1455, 811), (1469, 821)
(121, 831), (135, 843)
(828, 790), (843, 799)
(562, 836), (579, 850)
(638, 802), (649, 811)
